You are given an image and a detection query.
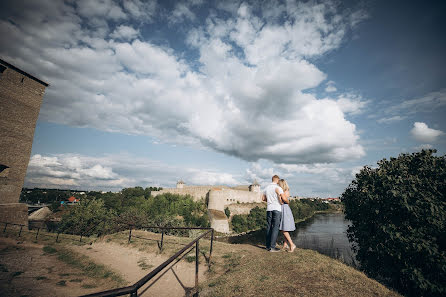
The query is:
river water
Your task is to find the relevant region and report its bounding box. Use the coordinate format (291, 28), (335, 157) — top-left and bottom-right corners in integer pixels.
(221, 212), (357, 266)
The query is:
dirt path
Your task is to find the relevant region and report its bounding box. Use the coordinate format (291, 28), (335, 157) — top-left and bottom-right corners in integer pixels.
(0, 237), (110, 297)
(69, 241), (207, 297)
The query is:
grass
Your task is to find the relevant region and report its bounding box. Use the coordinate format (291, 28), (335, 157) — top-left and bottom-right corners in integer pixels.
(137, 258), (153, 270)
(41, 245), (125, 286)
(199, 247), (402, 297)
(35, 276), (48, 280)
(56, 280), (67, 286)
(43, 246), (57, 254)
(82, 283), (97, 289)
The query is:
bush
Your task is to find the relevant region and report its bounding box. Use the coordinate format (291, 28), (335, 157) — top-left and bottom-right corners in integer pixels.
(224, 207), (231, 218)
(341, 149), (446, 297)
(231, 215), (249, 233)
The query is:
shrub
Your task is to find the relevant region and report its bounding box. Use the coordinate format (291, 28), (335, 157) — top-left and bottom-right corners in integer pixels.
(231, 215), (248, 233)
(341, 149), (446, 297)
(224, 207), (231, 218)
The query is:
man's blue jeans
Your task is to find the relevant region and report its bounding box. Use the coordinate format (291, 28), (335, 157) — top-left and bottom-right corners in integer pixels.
(266, 210), (281, 249)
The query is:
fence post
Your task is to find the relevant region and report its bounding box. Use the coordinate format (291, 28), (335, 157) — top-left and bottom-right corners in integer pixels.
(128, 225), (132, 243)
(36, 228), (40, 240)
(160, 230), (164, 251)
(56, 232), (60, 243)
(18, 226), (23, 237)
(209, 229), (214, 268)
(195, 240), (199, 295)
(3, 223), (7, 233)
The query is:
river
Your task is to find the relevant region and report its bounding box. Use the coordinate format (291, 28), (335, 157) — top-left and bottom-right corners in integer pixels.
(220, 212), (357, 266)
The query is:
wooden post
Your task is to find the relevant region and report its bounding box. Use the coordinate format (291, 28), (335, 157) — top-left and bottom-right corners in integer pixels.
(128, 225), (132, 243)
(56, 232), (60, 243)
(160, 230), (164, 251)
(195, 240), (199, 294)
(18, 225), (23, 237)
(209, 229), (214, 268)
(35, 228), (40, 240)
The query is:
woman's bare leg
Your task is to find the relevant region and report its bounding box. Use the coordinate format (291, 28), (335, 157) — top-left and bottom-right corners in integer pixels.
(281, 231), (289, 249)
(282, 231), (296, 251)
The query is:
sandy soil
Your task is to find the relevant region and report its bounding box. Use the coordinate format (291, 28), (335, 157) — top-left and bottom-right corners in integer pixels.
(0, 237), (110, 297)
(69, 241), (207, 297)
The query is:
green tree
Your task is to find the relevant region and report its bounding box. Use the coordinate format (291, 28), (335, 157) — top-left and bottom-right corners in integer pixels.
(59, 198), (116, 236)
(341, 149), (446, 297)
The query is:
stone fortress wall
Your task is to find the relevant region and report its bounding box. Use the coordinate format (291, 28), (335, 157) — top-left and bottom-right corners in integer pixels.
(0, 59), (48, 226)
(152, 180), (262, 233)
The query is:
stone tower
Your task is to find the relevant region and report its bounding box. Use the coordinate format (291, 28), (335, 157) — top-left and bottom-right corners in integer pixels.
(249, 180), (260, 192)
(0, 59), (48, 226)
(176, 180), (185, 189)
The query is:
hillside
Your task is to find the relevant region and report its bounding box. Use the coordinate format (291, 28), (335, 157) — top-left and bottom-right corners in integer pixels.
(0, 228), (401, 297)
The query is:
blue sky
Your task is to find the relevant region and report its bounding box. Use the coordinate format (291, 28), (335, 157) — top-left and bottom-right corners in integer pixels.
(1, 0), (445, 197)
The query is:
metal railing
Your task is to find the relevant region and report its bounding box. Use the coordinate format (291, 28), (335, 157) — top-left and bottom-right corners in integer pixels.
(80, 226), (214, 297)
(1, 220), (214, 296)
(1, 220), (99, 243)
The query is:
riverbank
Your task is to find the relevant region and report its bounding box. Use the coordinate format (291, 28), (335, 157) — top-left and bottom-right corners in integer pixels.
(217, 207), (341, 240)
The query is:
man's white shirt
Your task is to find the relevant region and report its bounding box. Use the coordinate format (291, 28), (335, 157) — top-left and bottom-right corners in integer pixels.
(263, 183), (283, 212)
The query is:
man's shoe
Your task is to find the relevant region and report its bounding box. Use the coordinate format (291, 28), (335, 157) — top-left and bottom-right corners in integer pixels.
(266, 247), (271, 251)
(269, 247), (281, 252)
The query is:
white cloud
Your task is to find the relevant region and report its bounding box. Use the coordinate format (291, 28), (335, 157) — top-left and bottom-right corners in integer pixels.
(110, 25), (139, 40)
(413, 144), (433, 151)
(325, 80), (337, 92)
(169, 0), (204, 23)
(245, 161), (362, 197)
(377, 115), (405, 124)
(25, 153), (241, 191)
(385, 89), (446, 115)
(335, 93), (367, 115)
(1, 0), (367, 165)
(410, 122), (443, 143)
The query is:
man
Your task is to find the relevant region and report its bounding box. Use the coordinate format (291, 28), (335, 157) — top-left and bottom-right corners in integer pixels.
(262, 174), (284, 252)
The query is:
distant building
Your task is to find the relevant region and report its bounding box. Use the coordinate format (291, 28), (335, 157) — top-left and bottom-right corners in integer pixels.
(152, 180), (263, 233)
(0, 59), (48, 226)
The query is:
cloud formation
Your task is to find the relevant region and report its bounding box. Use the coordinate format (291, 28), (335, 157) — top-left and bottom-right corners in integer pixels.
(25, 153), (241, 191)
(1, 0), (367, 164)
(410, 122), (443, 143)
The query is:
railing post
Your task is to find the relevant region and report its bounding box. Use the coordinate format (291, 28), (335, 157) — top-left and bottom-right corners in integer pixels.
(209, 229), (214, 268)
(56, 232), (60, 243)
(160, 230), (164, 251)
(36, 228), (40, 240)
(18, 225), (23, 237)
(3, 223), (7, 233)
(128, 225), (132, 243)
(195, 240), (199, 295)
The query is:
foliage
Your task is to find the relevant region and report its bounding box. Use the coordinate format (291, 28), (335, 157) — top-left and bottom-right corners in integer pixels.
(224, 207), (231, 218)
(341, 149), (446, 297)
(231, 215), (249, 233)
(58, 198), (116, 236)
(58, 189), (209, 237)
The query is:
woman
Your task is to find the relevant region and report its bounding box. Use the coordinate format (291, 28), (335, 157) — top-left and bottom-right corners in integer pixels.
(278, 179), (296, 252)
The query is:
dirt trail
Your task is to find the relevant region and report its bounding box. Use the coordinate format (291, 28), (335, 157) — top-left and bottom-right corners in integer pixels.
(69, 241), (207, 297)
(0, 237), (110, 297)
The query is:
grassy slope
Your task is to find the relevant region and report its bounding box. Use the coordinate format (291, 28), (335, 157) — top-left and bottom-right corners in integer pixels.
(201, 246), (402, 297)
(2, 227), (401, 297)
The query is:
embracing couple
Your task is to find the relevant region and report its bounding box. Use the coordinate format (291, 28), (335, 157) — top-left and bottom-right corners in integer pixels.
(262, 175), (296, 252)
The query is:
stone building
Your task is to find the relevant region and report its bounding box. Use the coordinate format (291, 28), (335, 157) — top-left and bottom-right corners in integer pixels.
(152, 180), (264, 233)
(0, 59), (48, 226)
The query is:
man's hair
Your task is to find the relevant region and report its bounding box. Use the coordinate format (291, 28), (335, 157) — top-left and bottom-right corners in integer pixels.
(272, 175), (280, 181)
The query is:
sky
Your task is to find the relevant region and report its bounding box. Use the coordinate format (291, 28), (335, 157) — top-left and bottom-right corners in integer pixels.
(1, 0), (445, 197)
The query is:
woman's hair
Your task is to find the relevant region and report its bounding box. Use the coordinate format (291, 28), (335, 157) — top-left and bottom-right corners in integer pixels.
(278, 179), (290, 191)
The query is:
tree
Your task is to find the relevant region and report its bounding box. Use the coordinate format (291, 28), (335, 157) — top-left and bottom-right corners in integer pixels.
(59, 198), (116, 236)
(341, 149), (446, 297)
